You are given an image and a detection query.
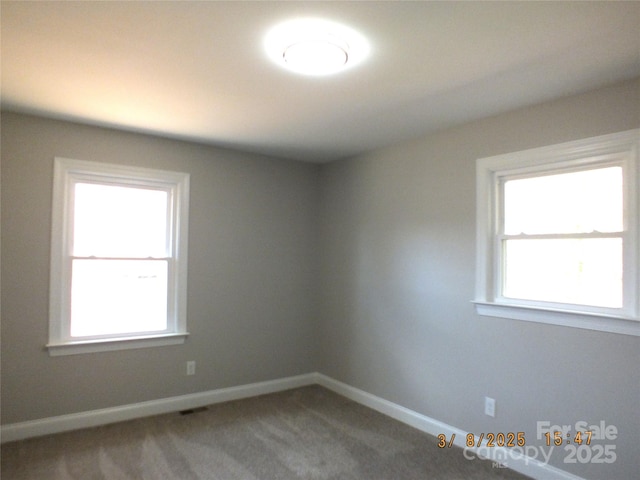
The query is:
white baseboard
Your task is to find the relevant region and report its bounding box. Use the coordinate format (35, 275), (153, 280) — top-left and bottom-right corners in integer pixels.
(1, 372), (584, 480)
(314, 374), (584, 480)
(0, 373), (316, 444)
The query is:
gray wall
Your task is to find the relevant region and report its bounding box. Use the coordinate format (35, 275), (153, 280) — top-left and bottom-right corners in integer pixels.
(2, 78), (639, 479)
(318, 77), (640, 480)
(1, 113), (321, 423)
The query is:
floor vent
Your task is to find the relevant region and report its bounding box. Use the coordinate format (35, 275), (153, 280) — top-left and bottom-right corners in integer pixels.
(179, 407), (208, 416)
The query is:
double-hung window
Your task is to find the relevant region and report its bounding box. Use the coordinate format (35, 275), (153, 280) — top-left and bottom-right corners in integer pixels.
(48, 158), (190, 355)
(474, 130), (639, 336)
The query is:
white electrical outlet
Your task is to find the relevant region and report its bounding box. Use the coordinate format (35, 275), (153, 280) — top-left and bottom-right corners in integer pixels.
(485, 396), (496, 417)
(186, 361), (196, 376)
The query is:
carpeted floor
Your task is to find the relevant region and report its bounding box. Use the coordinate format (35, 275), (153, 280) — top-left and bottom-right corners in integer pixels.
(1, 385), (531, 479)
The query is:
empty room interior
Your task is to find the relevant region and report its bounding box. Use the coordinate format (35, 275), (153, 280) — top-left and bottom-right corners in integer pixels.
(1, 2), (639, 480)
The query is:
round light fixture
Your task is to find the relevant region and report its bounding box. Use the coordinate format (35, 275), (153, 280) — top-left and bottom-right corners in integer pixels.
(264, 18), (369, 76)
(283, 39), (348, 75)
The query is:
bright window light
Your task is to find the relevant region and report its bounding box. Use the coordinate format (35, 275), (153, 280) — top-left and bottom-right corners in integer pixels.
(48, 158), (190, 355)
(73, 183), (169, 258)
(501, 167), (623, 308)
(71, 259), (168, 337)
(503, 167), (622, 236)
(264, 18), (370, 76)
(70, 183), (170, 337)
(474, 129), (640, 337)
(503, 238), (622, 308)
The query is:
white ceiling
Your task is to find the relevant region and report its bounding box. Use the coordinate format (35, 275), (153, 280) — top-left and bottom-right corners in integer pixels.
(2, 1), (639, 163)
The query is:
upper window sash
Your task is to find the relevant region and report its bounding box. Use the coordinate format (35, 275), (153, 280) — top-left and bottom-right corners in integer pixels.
(70, 180), (173, 259)
(474, 129), (640, 336)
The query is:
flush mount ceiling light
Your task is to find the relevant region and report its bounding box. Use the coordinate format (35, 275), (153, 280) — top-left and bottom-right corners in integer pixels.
(264, 18), (370, 76)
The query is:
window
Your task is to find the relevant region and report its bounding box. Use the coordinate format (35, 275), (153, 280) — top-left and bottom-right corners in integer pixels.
(474, 130), (639, 336)
(48, 158), (190, 355)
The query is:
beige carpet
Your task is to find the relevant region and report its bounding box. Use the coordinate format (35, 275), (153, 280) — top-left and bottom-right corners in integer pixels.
(1, 385), (531, 479)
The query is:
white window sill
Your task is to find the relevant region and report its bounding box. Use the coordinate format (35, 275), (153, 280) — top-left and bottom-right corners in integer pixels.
(46, 332), (189, 356)
(472, 302), (640, 337)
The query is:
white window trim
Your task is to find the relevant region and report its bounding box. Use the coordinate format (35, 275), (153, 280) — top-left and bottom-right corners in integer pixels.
(48, 158), (190, 355)
(474, 129), (640, 336)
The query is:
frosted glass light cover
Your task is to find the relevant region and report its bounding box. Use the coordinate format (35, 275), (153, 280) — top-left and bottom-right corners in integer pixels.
(283, 40), (348, 75)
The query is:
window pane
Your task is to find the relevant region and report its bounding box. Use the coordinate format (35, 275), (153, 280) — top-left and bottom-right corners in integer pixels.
(504, 167), (622, 235)
(70, 260), (168, 337)
(503, 238), (622, 308)
(73, 183), (168, 258)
